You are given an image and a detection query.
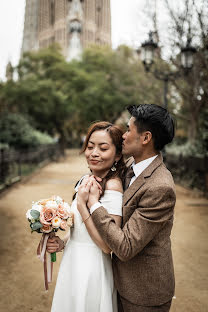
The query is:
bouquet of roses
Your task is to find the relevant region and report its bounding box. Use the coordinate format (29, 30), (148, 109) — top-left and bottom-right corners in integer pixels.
(26, 195), (73, 290)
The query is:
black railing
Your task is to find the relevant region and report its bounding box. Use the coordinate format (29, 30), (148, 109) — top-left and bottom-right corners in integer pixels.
(0, 143), (61, 191)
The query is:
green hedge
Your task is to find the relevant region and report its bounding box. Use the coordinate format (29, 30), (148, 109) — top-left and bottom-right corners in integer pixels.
(0, 113), (54, 149)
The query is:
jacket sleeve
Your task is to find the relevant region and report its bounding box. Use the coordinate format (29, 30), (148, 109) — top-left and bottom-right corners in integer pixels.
(91, 185), (176, 261)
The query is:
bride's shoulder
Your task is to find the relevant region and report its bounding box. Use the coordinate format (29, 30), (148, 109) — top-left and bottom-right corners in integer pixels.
(105, 177), (123, 193)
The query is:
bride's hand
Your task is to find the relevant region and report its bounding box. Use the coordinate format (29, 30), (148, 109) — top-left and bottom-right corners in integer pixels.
(46, 236), (64, 253)
(82, 175), (102, 191)
(77, 179), (92, 205)
(78, 176), (102, 204)
(87, 180), (102, 208)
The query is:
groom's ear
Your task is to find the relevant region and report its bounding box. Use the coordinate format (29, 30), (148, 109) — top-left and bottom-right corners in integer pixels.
(142, 131), (152, 145)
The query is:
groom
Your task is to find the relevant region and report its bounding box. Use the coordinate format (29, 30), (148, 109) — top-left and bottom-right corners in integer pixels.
(88, 104), (176, 312)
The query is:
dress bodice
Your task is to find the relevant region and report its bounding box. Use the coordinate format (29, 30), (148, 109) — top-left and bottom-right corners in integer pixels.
(70, 198), (94, 244)
(70, 187), (123, 245)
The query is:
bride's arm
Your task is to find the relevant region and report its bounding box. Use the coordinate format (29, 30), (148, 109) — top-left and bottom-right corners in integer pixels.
(77, 179), (122, 254)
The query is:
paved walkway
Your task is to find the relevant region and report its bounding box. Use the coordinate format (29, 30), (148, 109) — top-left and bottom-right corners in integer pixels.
(0, 149), (207, 312)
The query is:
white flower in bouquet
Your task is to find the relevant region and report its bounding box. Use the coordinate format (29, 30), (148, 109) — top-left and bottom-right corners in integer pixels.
(63, 202), (70, 212)
(52, 216), (62, 228)
(52, 195), (63, 204)
(26, 203), (43, 221)
(32, 203), (43, 212)
(26, 209), (33, 220)
(45, 200), (58, 210)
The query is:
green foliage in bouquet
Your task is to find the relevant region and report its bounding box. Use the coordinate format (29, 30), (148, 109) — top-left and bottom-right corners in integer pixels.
(30, 222), (43, 232)
(29, 210), (43, 232)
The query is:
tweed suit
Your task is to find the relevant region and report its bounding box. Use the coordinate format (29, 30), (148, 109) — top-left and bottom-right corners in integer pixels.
(91, 154), (176, 309)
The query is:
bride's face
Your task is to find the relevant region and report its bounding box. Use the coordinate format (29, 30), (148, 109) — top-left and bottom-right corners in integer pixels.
(85, 130), (119, 177)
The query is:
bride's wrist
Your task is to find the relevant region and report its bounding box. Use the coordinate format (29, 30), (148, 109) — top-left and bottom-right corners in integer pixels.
(82, 213), (91, 223)
(77, 199), (87, 210)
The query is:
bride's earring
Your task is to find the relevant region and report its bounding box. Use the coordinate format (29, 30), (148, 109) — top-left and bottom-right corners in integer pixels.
(111, 161), (117, 172)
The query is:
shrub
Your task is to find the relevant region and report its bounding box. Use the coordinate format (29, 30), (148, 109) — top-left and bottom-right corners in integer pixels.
(166, 141), (207, 158)
(0, 113), (54, 150)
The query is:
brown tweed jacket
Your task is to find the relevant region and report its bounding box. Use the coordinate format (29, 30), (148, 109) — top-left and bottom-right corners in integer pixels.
(91, 154), (176, 306)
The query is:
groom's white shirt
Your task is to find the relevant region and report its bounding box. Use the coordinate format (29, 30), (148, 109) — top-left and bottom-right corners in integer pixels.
(90, 154), (158, 214)
(129, 154), (158, 186)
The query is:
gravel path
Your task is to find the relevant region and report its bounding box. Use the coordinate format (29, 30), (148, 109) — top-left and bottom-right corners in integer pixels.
(0, 149), (207, 312)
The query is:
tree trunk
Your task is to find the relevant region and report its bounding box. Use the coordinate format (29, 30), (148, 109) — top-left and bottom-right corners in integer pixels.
(57, 127), (67, 156)
(188, 113), (198, 143)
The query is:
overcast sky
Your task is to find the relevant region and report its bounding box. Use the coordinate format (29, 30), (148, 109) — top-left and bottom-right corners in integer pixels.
(0, 0), (165, 80)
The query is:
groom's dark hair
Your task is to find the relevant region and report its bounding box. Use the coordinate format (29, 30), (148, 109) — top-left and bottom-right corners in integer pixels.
(127, 104), (175, 151)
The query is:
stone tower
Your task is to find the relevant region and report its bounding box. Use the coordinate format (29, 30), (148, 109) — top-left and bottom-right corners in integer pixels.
(67, 0), (84, 61)
(21, 0), (39, 54)
(21, 0), (111, 58)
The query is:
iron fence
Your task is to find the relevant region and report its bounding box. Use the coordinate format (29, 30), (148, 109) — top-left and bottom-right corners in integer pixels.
(0, 143), (61, 190)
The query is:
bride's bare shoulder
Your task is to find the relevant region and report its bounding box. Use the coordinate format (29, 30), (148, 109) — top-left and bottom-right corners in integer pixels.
(105, 177), (123, 193)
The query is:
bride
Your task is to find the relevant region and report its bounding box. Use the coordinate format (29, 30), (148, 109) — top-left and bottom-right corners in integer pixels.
(46, 121), (125, 312)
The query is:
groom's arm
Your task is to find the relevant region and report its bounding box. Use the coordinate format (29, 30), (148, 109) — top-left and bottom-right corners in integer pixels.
(90, 184), (176, 262)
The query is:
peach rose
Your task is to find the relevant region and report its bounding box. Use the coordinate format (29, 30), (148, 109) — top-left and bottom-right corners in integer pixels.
(60, 220), (67, 230)
(40, 207), (56, 225)
(39, 198), (52, 205)
(41, 224), (52, 233)
(57, 204), (69, 219)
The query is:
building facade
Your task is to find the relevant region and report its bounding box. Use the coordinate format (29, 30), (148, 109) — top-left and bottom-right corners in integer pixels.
(21, 0), (111, 58)
(21, 0), (39, 52)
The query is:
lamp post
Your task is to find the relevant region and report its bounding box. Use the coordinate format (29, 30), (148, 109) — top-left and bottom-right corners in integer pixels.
(140, 32), (196, 110)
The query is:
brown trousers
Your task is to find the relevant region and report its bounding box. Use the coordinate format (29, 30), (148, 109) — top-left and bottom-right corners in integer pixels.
(118, 293), (172, 312)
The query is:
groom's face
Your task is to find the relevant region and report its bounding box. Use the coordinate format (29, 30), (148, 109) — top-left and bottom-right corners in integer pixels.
(122, 117), (143, 159)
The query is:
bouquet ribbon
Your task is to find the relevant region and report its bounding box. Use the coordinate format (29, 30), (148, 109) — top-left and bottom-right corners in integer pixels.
(37, 233), (53, 291)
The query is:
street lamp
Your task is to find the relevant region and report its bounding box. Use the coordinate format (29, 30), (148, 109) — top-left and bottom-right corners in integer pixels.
(181, 39), (197, 71)
(140, 32), (196, 109)
(141, 31), (158, 72)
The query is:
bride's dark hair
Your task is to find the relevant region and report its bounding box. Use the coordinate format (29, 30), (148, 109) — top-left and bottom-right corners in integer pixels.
(81, 121), (125, 195)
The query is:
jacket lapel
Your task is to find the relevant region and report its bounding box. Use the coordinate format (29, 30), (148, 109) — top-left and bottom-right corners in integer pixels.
(123, 175), (145, 205)
(123, 153), (163, 206)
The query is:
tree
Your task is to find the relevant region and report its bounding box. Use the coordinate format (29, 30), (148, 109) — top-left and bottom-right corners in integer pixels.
(0, 113), (54, 150)
(0, 45), (71, 150)
(0, 44), (166, 148)
(72, 45), (164, 132)
(138, 0), (208, 148)
(163, 0), (208, 143)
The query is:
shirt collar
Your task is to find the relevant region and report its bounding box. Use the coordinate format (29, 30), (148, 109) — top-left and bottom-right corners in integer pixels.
(131, 155), (158, 178)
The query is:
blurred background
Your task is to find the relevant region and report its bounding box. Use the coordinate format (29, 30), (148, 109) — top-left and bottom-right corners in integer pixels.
(0, 0), (207, 193)
(0, 1), (207, 311)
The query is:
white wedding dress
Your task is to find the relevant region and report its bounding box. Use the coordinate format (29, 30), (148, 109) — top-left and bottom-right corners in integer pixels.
(51, 180), (123, 312)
